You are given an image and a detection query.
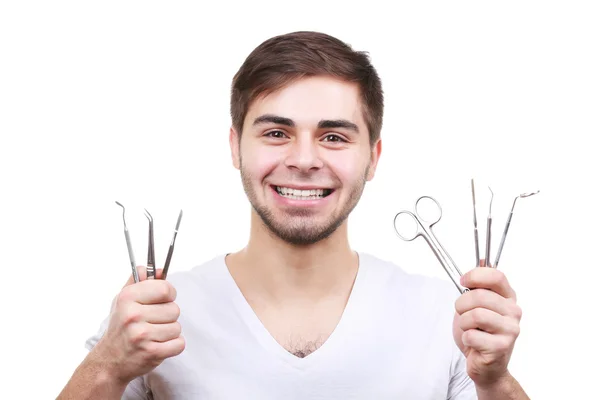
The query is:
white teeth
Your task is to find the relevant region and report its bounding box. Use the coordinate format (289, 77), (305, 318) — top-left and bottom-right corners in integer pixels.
(276, 186), (329, 200)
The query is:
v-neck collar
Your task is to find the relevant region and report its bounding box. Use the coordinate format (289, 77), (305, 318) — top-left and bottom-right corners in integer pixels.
(218, 252), (367, 371)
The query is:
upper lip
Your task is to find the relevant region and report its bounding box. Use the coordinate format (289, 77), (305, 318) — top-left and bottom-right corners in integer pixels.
(271, 184), (333, 190)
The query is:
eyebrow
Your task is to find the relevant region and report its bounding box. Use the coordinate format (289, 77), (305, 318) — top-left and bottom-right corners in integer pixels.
(318, 119), (359, 133)
(253, 114), (295, 127)
(253, 114), (359, 133)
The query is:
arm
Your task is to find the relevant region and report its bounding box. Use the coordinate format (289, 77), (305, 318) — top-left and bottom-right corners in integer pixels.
(58, 267), (183, 400)
(57, 349), (129, 400)
(475, 372), (530, 400)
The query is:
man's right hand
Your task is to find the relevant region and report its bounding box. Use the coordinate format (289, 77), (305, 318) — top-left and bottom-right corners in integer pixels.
(91, 267), (185, 385)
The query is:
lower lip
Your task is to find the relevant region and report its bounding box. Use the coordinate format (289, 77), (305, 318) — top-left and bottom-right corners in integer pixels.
(270, 186), (335, 208)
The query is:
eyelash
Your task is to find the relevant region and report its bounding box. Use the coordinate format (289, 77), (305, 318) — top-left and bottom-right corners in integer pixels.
(322, 134), (347, 143)
(265, 130), (287, 139)
(265, 131), (348, 143)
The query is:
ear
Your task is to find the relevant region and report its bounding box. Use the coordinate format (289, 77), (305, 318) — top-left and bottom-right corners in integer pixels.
(366, 138), (382, 181)
(229, 126), (241, 170)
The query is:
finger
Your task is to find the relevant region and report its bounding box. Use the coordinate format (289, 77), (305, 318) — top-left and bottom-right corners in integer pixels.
(124, 279), (177, 305)
(147, 336), (186, 360)
(462, 329), (515, 355)
(123, 267), (166, 287)
(459, 308), (520, 336)
(146, 322), (182, 342)
(141, 302), (181, 324)
(122, 266), (145, 288)
(461, 267), (516, 300)
(456, 288), (520, 317)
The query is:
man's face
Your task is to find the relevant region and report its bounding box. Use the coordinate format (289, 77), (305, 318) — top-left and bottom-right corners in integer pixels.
(230, 76), (381, 245)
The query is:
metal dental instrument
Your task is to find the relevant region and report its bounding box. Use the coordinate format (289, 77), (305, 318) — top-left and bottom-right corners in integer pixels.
(471, 179), (480, 268)
(493, 190), (540, 268)
(484, 187), (493, 268)
(394, 196), (470, 294)
(115, 204), (183, 282)
(144, 209), (156, 280)
(161, 210), (183, 280)
(115, 201), (140, 283)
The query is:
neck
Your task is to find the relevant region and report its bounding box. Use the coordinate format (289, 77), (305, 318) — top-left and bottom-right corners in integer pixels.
(226, 210), (359, 303)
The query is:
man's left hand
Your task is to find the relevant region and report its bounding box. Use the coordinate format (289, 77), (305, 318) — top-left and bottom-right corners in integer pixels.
(453, 261), (523, 389)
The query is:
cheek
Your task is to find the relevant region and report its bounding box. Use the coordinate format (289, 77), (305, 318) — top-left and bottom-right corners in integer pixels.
(327, 150), (367, 183)
(242, 143), (285, 179)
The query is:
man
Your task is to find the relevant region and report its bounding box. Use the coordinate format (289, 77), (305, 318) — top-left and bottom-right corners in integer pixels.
(59, 31), (529, 399)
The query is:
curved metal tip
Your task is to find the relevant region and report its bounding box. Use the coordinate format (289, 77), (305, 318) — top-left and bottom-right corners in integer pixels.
(520, 190), (540, 198)
(511, 190), (540, 212)
(488, 187), (494, 214)
(116, 201), (126, 224)
(511, 196), (519, 212)
(144, 208), (153, 222)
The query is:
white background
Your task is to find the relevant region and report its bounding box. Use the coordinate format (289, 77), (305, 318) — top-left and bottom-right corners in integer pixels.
(1, 1), (598, 398)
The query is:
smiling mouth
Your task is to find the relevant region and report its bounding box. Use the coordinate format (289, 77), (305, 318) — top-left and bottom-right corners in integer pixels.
(274, 186), (334, 200)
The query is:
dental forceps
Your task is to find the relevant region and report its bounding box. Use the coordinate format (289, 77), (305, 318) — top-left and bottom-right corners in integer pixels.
(144, 209), (156, 280)
(394, 196), (470, 294)
(471, 181), (495, 268)
(115, 202), (183, 282)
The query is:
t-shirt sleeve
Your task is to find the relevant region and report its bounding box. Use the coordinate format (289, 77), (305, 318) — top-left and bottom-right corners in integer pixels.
(447, 343), (478, 400)
(84, 315), (152, 400)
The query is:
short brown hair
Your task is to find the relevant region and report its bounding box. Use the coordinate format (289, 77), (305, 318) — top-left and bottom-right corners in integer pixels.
(230, 31), (384, 146)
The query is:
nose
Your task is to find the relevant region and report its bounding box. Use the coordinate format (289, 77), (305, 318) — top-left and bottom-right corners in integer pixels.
(283, 133), (324, 172)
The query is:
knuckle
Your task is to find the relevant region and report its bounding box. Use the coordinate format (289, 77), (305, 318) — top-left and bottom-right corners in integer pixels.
(500, 335), (514, 350)
(174, 321), (182, 336)
(493, 270), (506, 285)
(472, 288), (485, 304)
(458, 315), (469, 331)
(454, 297), (463, 313)
(116, 289), (133, 308)
(512, 323), (521, 338)
(172, 302), (181, 319)
(462, 329), (473, 345)
(513, 304), (523, 320)
(143, 340), (159, 357)
(158, 282), (172, 300)
(123, 305), (143, 325)
(472, 309), (485, 325)
(128, 324), (148, 344)
(171, 336), (186, 356)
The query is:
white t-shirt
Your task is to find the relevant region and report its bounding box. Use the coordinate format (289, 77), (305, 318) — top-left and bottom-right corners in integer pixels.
(85, 252), (477, 399)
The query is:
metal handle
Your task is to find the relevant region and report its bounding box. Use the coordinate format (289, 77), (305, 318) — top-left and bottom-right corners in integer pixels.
(484, 216), (492, 268)
(124, 229), (139, 283)
(493, 212), (513, 268)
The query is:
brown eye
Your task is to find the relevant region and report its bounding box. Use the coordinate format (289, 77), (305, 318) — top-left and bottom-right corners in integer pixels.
(323, 134), (345, 142)
(266, 130), (286, 138)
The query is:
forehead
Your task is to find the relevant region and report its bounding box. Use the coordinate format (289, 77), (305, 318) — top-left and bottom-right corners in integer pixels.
(245, 76), (367, 130)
